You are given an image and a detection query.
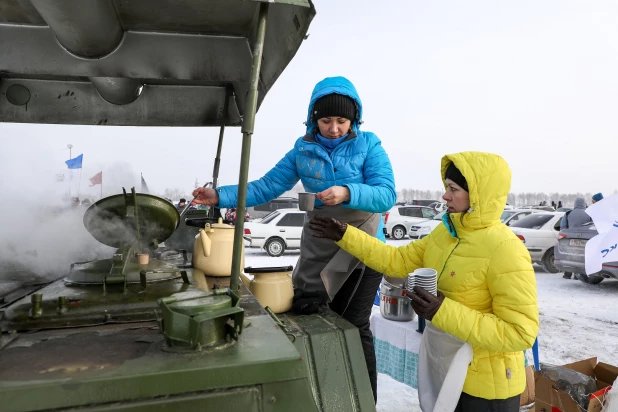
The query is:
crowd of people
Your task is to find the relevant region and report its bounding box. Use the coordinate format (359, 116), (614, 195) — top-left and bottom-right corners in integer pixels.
(539, 192), (604, 211)
(191, 76), (541, 411)
(173, 198), (208, 212)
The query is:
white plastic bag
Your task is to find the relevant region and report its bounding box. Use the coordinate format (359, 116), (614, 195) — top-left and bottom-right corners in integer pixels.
(418, 322), (473, 412)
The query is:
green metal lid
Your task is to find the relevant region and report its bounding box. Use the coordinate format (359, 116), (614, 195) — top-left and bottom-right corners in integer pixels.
(83, 190), (180, 248)
(168, 293), (232, 316)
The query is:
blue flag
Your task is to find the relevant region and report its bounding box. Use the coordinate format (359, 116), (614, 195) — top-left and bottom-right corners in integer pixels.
(65, 154), (83, 169)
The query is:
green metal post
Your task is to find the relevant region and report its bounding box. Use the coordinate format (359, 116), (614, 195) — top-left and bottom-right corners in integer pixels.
(230, 3), (269, 294)
(212, 86), (231, 190)
(131, 188), (142, 248)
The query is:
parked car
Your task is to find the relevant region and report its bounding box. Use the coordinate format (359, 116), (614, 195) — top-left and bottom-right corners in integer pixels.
(556, 207), (572, 213)
(409, 209), (539, 240)
(409, 211), (445, 240)
(410, 199), (437, 207)
(519, 205), (556, 212)
(246, 197), (299, 220)
(500, 209), (543, 226)
(384, 205), (437, 240)
(554, 223), (618, 284)
(509, 212), (565, 273)
(428, 201), (446, 213)
(243, 208), (305, 257)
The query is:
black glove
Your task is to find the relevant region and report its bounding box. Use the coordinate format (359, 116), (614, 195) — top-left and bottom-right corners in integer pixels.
(309, 216), (348, 241)
(406, 287), (445, 321)
(291, 289), (329, 315)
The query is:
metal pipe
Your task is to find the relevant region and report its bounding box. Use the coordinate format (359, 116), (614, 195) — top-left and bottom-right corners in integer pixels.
(57, 296), (68, 314)
(131, 188), (142, 248)
(230, 3), (269, 294)
(212, 87), (232, 189)
(29, 293), (43, 319)
(30, 0), (123, 58)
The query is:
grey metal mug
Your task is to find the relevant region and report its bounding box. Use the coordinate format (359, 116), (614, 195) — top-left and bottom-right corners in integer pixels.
(298, 192), (316, 211)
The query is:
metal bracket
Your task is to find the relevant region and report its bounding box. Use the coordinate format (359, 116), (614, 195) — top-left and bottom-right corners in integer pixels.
(265, 306), (295, 342)
(103, 246), (135, 295)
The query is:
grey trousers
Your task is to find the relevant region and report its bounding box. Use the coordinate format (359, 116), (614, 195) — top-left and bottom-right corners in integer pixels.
(454, 392), (521, 412)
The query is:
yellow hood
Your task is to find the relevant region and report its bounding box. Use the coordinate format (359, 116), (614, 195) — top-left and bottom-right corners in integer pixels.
(441, 151), (511, 230)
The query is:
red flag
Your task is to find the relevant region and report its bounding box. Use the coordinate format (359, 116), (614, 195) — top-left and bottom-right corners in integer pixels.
(89, 171), (102, 186)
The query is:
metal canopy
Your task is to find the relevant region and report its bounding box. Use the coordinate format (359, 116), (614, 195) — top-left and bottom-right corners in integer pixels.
(0, 0), (315, 126)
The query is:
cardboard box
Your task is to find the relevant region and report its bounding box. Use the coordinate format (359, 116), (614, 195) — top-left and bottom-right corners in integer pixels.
(535, 357), (618, 412)
(521, 365), (536, 406)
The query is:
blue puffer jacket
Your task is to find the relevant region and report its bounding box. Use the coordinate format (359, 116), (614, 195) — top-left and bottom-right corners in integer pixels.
(217, 76), (396, 241)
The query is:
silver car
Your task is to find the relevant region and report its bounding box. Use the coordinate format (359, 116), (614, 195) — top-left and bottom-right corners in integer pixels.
(554, 223), (618, 284)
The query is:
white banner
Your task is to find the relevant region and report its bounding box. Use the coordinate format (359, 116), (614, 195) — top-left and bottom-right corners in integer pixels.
(585, 193), (618, 274)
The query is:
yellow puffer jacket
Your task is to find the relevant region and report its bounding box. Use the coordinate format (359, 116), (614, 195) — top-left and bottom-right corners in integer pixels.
(337, 151), (539, 400)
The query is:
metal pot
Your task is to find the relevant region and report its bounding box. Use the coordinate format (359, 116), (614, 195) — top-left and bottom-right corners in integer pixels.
(379, 279), (415, 322)
(380, 278), (406, 297)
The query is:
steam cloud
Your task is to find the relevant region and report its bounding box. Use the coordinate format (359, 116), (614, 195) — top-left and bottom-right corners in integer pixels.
(0, 144), (146, 282)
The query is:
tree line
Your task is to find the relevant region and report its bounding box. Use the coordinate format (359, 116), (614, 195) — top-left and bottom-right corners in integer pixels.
(396, 189), (617, 208)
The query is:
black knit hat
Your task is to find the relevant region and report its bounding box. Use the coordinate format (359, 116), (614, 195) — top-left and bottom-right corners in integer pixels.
(312, 93), (357, 122)
(445, 163), (468, 192)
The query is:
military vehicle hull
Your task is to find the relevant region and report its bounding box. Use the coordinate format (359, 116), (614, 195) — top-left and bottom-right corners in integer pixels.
(0, 1), (377, 410)
(0, 278), (374, 412)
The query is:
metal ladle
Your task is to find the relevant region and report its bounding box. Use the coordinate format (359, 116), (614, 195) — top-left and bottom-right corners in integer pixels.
(179, 182), (213, 220)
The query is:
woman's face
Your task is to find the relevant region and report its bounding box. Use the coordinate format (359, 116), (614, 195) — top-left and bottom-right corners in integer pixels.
(316, 117), (351, 139)
(442, 178), (470, 213)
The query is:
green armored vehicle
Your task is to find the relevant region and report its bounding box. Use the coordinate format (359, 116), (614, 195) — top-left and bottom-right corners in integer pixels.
(0, 1), (376, 411)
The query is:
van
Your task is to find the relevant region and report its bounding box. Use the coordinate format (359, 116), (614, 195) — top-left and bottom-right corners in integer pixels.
(247, 197), (300, 219)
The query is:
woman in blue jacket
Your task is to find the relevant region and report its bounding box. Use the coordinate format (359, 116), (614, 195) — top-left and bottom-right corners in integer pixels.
(193, 76), (396, 401)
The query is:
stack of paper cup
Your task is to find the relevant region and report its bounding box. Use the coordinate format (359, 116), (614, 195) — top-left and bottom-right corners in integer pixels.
(407, 268), (438, 296)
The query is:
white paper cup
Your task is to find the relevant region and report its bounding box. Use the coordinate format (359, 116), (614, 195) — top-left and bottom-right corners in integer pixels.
(298, 192), (316, 211)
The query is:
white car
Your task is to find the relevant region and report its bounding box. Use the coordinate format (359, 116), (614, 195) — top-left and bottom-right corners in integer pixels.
(500, 209), (544, 226)
(384, 205), (437, 240)
(509, 212), (565, 273)
(428, 201), (447, 213)
(409, 211), (445, 240)
(243, 208), (305, 257)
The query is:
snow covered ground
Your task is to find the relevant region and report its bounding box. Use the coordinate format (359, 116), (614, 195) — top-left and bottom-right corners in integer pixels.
(243, 239), (618, 412)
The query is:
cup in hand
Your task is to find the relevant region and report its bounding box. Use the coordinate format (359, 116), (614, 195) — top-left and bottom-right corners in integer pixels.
(298, 192), (316, 212)
(407, 268), (438, 296)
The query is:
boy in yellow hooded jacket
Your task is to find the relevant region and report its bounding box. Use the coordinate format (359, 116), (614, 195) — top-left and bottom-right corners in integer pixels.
(311, 151), (539, 411)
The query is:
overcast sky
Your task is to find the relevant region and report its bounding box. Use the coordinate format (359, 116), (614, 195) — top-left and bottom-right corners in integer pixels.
(2, 0), (618, 203)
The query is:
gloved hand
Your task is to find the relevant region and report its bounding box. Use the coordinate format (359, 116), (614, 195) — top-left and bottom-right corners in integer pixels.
(309, 216), (348, 241)
(291, 289), (329, 315)
(406, 286), (445, 321)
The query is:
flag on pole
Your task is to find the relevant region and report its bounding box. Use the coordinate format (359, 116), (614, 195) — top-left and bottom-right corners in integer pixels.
(89, 171), (102, 186)
(65, 154), (83, 169)
(140, 173), (150, 194)
(584, 193), (618, 274)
